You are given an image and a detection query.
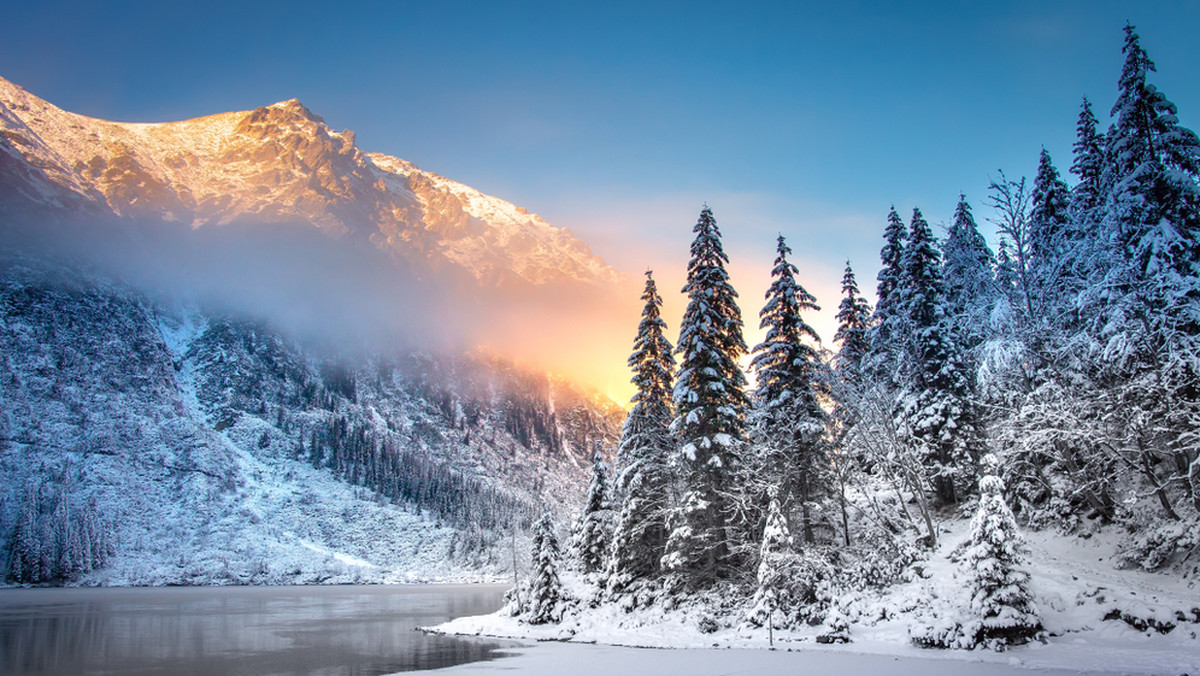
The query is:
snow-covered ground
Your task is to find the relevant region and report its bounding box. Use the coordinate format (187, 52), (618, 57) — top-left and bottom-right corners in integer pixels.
(432, 520), (1200, 675)
(428, 641), (1131, 676)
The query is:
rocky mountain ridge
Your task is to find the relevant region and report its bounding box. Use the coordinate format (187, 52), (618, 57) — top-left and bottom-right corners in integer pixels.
(0, 76), (623, 290)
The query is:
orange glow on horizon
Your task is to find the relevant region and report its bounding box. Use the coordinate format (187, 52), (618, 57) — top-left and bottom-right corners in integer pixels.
(480, 246), (844, 410)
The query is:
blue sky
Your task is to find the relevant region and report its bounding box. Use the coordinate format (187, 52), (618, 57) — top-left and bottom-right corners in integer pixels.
(3, 0), (1199, 348)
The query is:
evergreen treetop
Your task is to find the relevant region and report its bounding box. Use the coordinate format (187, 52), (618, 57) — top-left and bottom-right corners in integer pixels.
(619, 270), (676, 485)
(875, 206), (908, 318)
(751, 234), (822, 414)
(673, 206), (749, 445)
(1070, 96), (1105, 218)
(1028, 149), (1072, 312)
(942, 195), (996, 337)
(833, 260), (872, 377)
(901, 208), (947, 362)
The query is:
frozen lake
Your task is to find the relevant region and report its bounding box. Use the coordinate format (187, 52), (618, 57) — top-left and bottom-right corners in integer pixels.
(0, 584), (512, 676)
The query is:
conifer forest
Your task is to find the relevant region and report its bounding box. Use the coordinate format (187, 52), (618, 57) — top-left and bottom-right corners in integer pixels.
(508, 25), (1200, 652)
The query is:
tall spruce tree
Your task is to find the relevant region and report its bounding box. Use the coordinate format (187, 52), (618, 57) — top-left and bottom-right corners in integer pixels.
(942, 195), (996, 349)
(1070, 96), (1106, 223)
(833, 261), (872, 378)
(1066, 97), (1108, 308)
(895, 208), (978, 506)
(608, 271), (676, 592)
(663, 206), (749, 586)
(1088, 24), (1200, 520)
(1028, 149), (1072, 318)
(750, 235), (827, 544)
(831, 260), (873, 547)
(1102, 24), (1200, 267)
(867, 207), (909, 382)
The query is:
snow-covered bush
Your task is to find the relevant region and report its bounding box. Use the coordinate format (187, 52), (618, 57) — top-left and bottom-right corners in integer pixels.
(817, 605), (852, 643)
(835, 526), (922, 591)
(1118, 520), (1200, 572)
(500, 581), (529, 617)
(910, 616), (983, 650)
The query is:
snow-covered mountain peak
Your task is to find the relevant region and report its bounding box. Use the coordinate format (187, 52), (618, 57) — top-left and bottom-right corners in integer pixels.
(0, 75), (624, 289)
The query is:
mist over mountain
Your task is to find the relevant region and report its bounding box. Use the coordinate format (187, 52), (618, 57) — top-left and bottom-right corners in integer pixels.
(0, 76), (630, 585)
(0, 75), (637, 389)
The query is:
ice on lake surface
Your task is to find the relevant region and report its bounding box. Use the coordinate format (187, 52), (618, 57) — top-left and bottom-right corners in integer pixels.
(0, 584), (513, 676)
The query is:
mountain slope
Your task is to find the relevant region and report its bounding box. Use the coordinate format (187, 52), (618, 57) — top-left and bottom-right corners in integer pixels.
(0, 254), (624, 585)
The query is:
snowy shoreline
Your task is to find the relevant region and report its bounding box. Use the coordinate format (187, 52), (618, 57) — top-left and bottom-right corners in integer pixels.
(423, 640), (1145, 676)
(429, 614), (1198, 676)
(428, 524), (1200, 676)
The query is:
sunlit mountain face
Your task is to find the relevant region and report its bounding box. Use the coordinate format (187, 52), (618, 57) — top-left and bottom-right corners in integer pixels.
(0, 75), (642, 400)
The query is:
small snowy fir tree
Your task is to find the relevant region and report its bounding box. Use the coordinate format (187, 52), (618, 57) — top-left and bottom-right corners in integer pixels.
(833, 260), (872, 379)
(961, 456), (1042, 649)
(573, 450), (615, 574)
(993, 239), (1021, 311)
(608, 270), (675, 594)
(748, 494), (793, 628)
(527, 513), (565, 624)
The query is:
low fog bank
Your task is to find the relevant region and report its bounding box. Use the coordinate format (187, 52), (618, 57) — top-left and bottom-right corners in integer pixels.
(0, 215), (639, 395)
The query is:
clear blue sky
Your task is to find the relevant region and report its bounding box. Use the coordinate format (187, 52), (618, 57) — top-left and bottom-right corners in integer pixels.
(4, 0), (1199, 344)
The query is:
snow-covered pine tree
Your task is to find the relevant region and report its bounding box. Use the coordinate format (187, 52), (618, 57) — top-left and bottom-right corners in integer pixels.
(1069, 96), (1106, 225)
(663, 206), (749, 587)
(748, 494), (794, 628)
(750, 234), (828, 545)
(895, 208), (978, 507)
(1101, 24), (1200, 276)
(573, 450), (615, 574)
(993, 239), (1021, 311)
(961, 456), (1042, 649)
(528, 513), (565, 624)
(1027, 149), (1072, 318)
(830, 261), (873, 547)
(833, 260), (872, 379)
(1064, 97), (1108, 316)
(941, 195), (996, 350)
(608, 271), (676, 593)
(1086, 23), (1200, 521)
(866, 207), (909, 383)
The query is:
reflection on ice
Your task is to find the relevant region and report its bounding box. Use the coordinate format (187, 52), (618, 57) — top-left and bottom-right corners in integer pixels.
(0, 584), (511, 676)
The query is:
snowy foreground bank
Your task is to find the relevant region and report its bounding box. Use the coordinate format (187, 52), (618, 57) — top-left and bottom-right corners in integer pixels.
(431, 527), (1199, 675)
(427, 641), (1175, 676)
